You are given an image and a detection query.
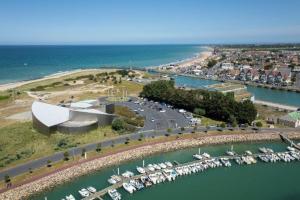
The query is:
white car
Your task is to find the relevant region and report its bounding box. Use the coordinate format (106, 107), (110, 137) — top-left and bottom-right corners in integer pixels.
(179, 109), (186, 113)
(159, 109), (166, 113)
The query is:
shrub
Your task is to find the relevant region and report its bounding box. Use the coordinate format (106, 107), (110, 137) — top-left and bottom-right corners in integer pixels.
(112, 118), (126, 131)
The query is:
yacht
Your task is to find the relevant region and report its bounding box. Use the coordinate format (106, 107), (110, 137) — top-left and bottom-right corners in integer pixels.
(122, 171), (134, 178)
(108, 175), (122, 185)
(136, 166), (146, 174)
(147, 164), (155, 171)
(259, 147), (268, 154)
(153, 164), (161, 170)
(78, 188), (90, 198)
(165, 161), (173, 167)
(245, 150), (252, 155)
(122, 182), (136, 194)
(65, 194), (75, 200)
(159, 163), (167, 169)
(108, 189), (122, 200)
(87, 186), (97, 193)
(226, 151), (235, 156)
(287, 146), (296, 152)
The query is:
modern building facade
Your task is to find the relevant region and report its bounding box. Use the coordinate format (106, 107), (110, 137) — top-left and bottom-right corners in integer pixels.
(32, 100), (115, 134)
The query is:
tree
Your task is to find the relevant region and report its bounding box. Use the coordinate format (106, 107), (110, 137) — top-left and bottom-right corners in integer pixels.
(193, 108), (206, 116)
(256, 121), (263, 128)
(112, 118), (125, 131)
(207, 59), (217, 68)
(28, 167), (33, 174)
(220, 123), (226, 128)
(180, 127), (185, 131)
(96, 143), (102, 152)
(4, 174), (10, 183)
(125, 137), (130, 144)
(81, 148), (86, 157)
(111, 141), (115, 147)
(138, 133), (144, 141)
(63, 151), (69, 161)
(167, 128), (172, 133)
(47, 160), (52, 167)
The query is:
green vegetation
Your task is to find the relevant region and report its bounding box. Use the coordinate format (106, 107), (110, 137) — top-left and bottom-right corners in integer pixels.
(0, 122), (116, 169)
(112, 105), (145, 133)
(140, 80), (257, 124)
(256, 121), (263, 128)
(207, 59), (217, 68)
(0, 95), (10, 101)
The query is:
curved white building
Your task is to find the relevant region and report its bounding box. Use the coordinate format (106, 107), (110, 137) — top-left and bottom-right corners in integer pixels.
(32, 101), (115, 134)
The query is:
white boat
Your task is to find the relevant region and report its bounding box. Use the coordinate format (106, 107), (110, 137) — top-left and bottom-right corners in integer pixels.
(65, 194), (75, 200)
(87, 186), (97, 193)
(122, 182), (136, 194)
(202, 153), (211, 158)
(122, 171), (134, 178)
(165, 161), (173, 167)
(136, 166), (146, 174)
(159, 163), (167, 169)
(153, 164), (161, 170)
(287, 146), (296, 152)
(147, 164), (155, 171)
(245, 150), (252, 155)
(108, 175), (121, 185)
(226, 151), (235, 156)
(78, 188), (90, 198)
(108, 189), (122, 200)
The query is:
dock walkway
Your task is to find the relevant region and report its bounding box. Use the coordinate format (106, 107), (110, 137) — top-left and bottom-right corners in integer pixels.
(83, 151), (285, 200)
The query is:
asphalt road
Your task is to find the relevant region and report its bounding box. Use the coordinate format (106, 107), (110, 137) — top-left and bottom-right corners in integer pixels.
(0, 96), (299, 181)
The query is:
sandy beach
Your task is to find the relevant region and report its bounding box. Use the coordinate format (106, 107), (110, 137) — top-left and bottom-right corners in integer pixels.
(1, 131), (300, 200)
(0, 69), (104, 91)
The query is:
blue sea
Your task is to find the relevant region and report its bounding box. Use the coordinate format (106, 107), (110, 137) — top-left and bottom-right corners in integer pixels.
(0, 45), (203, 84)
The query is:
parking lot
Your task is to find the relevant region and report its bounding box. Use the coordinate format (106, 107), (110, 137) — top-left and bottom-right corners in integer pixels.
(115, 97), (191, 131)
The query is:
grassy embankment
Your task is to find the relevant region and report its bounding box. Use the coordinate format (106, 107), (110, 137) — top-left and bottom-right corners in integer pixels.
(0, 129), (246, 189)
(0, 70), (145, 170)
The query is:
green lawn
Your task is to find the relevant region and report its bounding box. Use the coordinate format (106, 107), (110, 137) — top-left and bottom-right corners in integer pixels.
(0, 122), (117, 169)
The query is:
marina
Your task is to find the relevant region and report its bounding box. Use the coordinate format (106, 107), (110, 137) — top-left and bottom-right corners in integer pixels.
(49, 135), (300, 200)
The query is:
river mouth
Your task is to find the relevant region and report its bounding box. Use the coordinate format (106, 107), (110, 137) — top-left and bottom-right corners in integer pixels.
(32, 140), (300, 200)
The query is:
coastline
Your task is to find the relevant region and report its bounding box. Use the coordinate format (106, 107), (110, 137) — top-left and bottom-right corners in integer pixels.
(0, 69), (103, 91)
(1, 131), (300, 200)
(0, 47), (212, 92)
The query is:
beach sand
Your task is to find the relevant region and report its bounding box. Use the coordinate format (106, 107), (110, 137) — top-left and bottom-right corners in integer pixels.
(0, 69), (102, 91)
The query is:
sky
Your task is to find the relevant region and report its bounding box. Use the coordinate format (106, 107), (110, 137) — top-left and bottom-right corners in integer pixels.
(0, 0), (300, 45)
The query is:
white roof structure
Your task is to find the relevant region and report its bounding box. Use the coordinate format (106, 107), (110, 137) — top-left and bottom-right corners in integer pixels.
(70, 108), (108, 115)
(32, 101), (70, 127)
(70, 102), (94, 109)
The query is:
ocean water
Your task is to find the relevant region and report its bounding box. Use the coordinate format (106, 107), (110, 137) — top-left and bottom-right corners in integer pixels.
(32, 141), (300, 200)
(0, 45), (203, 84)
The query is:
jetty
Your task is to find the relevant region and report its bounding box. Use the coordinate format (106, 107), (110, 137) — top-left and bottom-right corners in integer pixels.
(82, 140), (300, 200)
(279, 133), (300, 150)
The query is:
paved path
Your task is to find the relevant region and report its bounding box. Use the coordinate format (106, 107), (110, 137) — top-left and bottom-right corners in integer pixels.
(0, 126), (299, 181)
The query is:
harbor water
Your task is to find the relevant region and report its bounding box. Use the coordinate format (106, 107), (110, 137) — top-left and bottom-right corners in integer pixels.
(173, 75), (300, 107)
(32, 141), (300, 200)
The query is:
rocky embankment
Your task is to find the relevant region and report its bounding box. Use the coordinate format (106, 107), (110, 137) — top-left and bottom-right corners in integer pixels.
(1, 132), (300, 200)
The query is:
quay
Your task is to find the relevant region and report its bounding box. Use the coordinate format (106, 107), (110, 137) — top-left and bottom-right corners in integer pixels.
(83, 139), (298, 200)
(280, 133), (300, 150)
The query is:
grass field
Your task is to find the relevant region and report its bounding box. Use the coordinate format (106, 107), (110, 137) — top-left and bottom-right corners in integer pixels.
(0, 122), (117, 169)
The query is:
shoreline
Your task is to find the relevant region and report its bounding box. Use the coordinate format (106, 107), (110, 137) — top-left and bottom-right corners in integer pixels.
(0, 47), (212, 92)
(1, 131), (300, 200)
